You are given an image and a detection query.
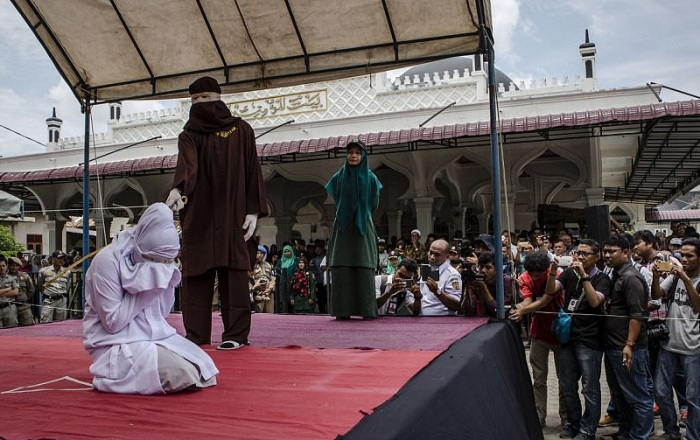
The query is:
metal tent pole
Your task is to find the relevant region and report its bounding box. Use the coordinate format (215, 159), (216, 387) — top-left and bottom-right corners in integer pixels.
(487, 45), (505, 320)
(81, 97), (91, 310)
(476, 0), (505, 319)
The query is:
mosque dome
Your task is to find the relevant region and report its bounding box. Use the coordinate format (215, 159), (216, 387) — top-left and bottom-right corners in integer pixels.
(398, 56), (515, 88)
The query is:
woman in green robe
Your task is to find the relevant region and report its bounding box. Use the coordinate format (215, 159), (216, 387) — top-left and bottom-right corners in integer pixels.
(274, 244), (297, 313)
(326, 140), (382, 319)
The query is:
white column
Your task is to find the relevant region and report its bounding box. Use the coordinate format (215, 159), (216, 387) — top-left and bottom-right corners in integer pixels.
(274, 216), (296, 245)
(45, 220), (56, 253)
(413, 197), (435, 236)
(585, 188), (605, 206)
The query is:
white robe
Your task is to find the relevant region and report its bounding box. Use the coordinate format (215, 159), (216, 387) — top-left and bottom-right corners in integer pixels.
(82, 242), (219, 395)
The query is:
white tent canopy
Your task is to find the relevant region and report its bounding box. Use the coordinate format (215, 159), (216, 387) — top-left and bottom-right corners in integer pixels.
(12, 0), (492, 103)
(0, 190), (23, 218)
(11, 0), (506, 317)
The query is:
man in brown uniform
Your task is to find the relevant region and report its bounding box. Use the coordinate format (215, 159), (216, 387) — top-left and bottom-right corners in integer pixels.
(168, 76), (268, 351)
(9, 257), (34, 325)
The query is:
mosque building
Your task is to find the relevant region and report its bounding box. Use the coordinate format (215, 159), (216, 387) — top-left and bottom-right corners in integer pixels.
(0, 32), (698, 254)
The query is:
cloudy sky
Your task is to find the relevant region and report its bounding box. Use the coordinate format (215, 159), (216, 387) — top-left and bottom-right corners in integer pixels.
(0, 0), (698, 157)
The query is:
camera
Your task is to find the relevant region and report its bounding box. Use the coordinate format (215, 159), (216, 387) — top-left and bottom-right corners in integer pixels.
(403, 279), (414, 289)
(647, 321), (669, 341)
(464, 270), (485, 283)
(461, 246), (474, 258)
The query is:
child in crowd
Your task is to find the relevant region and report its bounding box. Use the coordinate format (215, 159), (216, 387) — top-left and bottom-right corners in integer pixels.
(290, 258), (316, 314)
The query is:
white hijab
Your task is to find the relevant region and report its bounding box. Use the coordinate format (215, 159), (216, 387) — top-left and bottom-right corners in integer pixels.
(113, 203), (181, 294)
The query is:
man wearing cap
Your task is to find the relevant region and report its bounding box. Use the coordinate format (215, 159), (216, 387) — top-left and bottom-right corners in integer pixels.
(473, 234), (496, 254)
(168, 76), (268, 350)
(39, 250), (71, 323)
(669, 237), (683, 260)
(0, 256), (19, 327)
(385, 250), (401, 275)
(251, 245), (274, 313)
(9, 256), (35, 325)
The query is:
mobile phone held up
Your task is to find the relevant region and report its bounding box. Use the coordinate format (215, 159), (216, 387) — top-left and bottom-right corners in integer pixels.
(557, 256), (573, 268)
(420, 264), (439, 282)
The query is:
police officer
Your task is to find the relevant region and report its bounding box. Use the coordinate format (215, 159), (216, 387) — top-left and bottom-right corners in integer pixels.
(39, 250), (71, 323)
(9, 256), (35, 325)
(0, 255), (19, 327)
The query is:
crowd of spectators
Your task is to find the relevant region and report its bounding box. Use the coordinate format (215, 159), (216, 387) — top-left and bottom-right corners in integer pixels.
(492, 220), (700, 440)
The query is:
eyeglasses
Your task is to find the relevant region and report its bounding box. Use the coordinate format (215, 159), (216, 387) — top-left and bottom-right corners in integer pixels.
(602, 248), (622, 255)
(573, 250), (597, 257)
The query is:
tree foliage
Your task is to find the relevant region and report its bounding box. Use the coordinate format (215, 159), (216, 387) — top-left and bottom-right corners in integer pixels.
(0, 225), (24, 259)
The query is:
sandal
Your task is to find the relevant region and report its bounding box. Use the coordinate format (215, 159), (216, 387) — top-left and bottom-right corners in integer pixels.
(217, 340), (245, 350)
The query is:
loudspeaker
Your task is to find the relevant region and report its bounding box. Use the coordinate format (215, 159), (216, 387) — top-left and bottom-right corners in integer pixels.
(584, 205), (610, 245)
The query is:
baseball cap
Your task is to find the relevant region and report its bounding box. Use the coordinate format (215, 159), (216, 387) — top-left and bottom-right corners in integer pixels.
(670, 238), (683, 246)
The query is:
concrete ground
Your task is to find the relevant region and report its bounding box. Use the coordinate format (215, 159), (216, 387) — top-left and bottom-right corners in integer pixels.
(528, 346), (682, 440)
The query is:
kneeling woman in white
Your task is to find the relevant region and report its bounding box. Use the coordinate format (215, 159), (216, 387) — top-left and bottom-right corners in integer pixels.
(83, 203), (218, 394)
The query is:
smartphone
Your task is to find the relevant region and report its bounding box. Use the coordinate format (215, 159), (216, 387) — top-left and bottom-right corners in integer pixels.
(558, 256), (573, 267)
(421, 264), (439, 282)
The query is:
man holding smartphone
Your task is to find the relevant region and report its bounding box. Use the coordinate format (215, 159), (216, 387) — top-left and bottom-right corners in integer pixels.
(408, 239), (462, 316)
(375, 258), (421, 315)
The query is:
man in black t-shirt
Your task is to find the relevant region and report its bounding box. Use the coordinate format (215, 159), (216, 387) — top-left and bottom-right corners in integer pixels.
(601, 236), (654, 440)
(547, 239), (611, 440)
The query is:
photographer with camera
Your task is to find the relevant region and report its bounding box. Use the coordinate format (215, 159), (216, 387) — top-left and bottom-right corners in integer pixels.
(375, 258), (421, 315)
(463, 252), (512, 318)
(650, 238), (700, 440)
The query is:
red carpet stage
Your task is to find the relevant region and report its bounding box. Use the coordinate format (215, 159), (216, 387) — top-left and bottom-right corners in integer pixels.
(0, 314), (541, 439)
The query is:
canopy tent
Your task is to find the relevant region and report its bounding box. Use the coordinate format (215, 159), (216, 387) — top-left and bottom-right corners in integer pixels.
(10, 0), (506, 317)
(12, 0), (491, 103)
(0, 190), (23, 218)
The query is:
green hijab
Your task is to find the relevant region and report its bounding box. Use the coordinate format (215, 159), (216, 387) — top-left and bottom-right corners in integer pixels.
(279, 245), (297, 270)
(325, 141), (382, 235)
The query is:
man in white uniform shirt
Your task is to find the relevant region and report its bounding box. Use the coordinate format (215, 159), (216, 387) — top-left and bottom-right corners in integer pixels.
(408, 239), (462, 316)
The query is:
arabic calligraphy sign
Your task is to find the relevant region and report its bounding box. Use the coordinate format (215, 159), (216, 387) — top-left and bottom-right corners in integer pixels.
(229, 89), (327, 120)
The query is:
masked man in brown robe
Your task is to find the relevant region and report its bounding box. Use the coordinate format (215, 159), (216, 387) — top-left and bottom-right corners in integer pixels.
(168, 76), (268, 351)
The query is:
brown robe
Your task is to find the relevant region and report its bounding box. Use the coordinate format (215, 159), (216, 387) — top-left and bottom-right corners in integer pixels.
(172, 119), (268, 276)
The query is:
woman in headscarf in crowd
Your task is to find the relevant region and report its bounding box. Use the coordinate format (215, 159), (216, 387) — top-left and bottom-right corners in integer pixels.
(274, 244), (298, 313)
(326, 140), (382, 320)
(290, 257), (316, 314)
(82, 203), (218, 394)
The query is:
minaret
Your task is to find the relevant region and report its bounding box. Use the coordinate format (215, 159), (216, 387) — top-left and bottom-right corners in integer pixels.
(109, 101), (122, 121)
(46, 107), (63, 150)
(579, 29), (598, 91)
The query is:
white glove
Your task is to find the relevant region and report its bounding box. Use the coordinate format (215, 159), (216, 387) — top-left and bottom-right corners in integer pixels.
(166, 188), (184, 212)
(242, 214), (258, 241)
